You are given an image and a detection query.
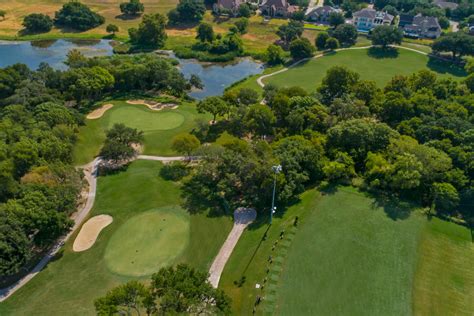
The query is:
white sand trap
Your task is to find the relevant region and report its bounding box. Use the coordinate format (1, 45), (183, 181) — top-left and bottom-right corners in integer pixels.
(126, 99), (178, 111)
(73, 215), (113, 252)
(86, 104), (114, 119)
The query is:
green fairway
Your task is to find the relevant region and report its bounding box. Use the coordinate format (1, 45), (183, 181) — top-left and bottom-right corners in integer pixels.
(105, 207), (190, 277)
(264, 48), (466, 91)
(73, 100), (209, 165)
(0, 160), (232, 315)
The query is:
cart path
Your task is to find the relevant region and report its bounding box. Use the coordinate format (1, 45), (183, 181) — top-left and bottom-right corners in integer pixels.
(257, 45), (428, 88)
(208, 208), (257, 288)
(0, 155), (186, 302)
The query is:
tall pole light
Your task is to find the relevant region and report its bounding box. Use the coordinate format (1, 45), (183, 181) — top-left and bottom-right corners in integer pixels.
(270, 164), (282, 224)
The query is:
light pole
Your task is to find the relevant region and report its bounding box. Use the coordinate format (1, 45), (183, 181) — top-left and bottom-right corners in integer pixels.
(270, 164), (282, 224)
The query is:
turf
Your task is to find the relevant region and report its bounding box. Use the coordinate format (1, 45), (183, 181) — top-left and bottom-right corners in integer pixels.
(0, 160), (232, 315)
(104, 207), (190, 277)
(73, 100), (209, 165)
(413, 218), (474, 315)
(264, 48), (466, 91)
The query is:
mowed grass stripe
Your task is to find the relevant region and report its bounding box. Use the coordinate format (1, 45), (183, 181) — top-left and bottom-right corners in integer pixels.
(264, 48), (466, 92)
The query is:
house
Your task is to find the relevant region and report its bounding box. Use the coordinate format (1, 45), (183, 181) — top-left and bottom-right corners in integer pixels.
(433, 0), (459, 10)
(401, 14), (442, 39)
(398, 13), (414, 28)
(352, 8), (394, 32)
(260, 0), (299, 18)
(213, 0), (243, 16)
(469, 25), (474, 35)
(305, 6), (340, 23)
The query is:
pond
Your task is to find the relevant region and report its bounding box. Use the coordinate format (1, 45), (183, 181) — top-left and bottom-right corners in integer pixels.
(0, 39), (263, 99)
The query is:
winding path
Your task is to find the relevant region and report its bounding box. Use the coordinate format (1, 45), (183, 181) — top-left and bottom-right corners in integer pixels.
(208, 208), (257, 288)
(257, 45), (428, 88)
(0, 155), (186, 302)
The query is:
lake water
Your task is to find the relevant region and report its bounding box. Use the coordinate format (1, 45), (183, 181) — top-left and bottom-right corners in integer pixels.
(0, 39), (263, 99)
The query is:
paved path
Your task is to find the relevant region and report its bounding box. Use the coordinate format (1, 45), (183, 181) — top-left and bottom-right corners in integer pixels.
(257, 45), (429, 88)
(0, 155), (185, 302)
(208, 208), (257, 288)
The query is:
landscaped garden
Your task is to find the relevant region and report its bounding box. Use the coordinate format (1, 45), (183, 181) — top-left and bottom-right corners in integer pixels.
(0, 160), (232, 315)
(219, 187), (474, 315)
(73, 100), (208, 165)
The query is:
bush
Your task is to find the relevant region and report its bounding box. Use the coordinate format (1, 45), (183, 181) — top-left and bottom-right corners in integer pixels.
(325, 37), (339, 50)
(23, 13), (53, 33)
(289, 38), (314, 60)
(55, 2), (104, 31)
(265, 44), (286, 65)
(167, 0), (205, 24)
(159, 162), (190, 181)
(332, 24), (358, 46)
(315, 32), (329, 50)
(120, 0), (144, 15)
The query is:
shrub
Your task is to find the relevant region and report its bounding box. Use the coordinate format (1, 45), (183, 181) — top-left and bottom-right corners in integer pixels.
(55, 2), (105, 31)
(23, 13), (53, 33)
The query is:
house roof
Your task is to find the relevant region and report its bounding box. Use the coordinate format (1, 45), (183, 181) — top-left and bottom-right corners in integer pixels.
(260, 0), (288, 8)
(412, 14), (441, 29)
(434, 0), (459, 10)
(306, 5), (338, 16)
(353, 8), (376, 19)
(216, 0), (242, 9)
(399, 13), (414, 27)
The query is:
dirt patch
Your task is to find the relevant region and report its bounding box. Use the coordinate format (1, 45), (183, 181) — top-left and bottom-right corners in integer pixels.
(86, 103), (114, 119)
(73, 215), (113, 252)
(126, 99), (178, 111)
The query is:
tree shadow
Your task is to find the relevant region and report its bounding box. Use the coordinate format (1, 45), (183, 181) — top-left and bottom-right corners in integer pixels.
(212, 15), (231, 24)
(426, 57), (467, 77)
(115, 13), (142, 20)
(367, 46), (399, 59)
(371, 193), (415, 221)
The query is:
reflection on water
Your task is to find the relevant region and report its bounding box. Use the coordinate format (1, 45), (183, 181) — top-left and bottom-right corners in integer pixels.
(0, 40), (264, 98)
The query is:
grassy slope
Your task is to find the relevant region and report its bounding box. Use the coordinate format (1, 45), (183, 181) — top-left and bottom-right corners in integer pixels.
(413, 218), (474, 315)
(0, 160), (232, 315)
(274, 187), (425, 315)
(265, 48), (466, 91)
(73, 100), (209, 165)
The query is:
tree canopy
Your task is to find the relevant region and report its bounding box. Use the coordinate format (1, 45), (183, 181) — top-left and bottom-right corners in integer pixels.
(55, 1), (105, 31)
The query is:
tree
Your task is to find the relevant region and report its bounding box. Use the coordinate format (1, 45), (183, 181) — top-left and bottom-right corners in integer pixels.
(62, 66), (114, 100)
(318, 66), (360, 104)
(106, 24), (119, 35)
(238, 3), (252, 17)
(244, 104), (276, 137)
(328, 12), (345, 28)
(325, 37), (339, 50)
(55, 1), (105, 31)
(22, 13), (53, 33)
(197, 96), (228, 122)
(315, 32), (329, 50)
(237, 88), (259, 105)
(438, 16), (450, 29)
(95, 281), (151, 316)
(171, 133), (200, 156)
(129, 13), (167, 48)
(234, 17), (249, 34)
(289, 38), (314, 60)
(119, 0), (144, 16)
(100, 124), (143, 162)
(465, 73), (474, 92)
(64, 49), (88, 68)
(0, 216), (31, 275)
(0, 10), (6, 20)
(432, 182), (460, 213)
(196, 22), (214, 42)
(167, 0), (206, 24)
(371, 25), (402, 48)
(277, 20), (304, 46)
(333, 24), (357, 46)
(432, 32), (474, 59)
(265, 44), (286, 65)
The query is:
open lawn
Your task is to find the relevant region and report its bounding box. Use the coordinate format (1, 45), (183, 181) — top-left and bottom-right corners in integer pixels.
(220, 187), (474, 315)
(73, 100), (208, 165)
(0, 160), (232, 315)
(264, 48), (466, 92)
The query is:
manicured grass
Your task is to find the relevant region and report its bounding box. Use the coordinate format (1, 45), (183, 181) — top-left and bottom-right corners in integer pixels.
(413, 218), (474, 315)
(73, 100), (209, 165)
(265, 48), (466, 91)
(273, 187), (425, 315)
(0, 160), (232, 315)
(104, 207), (190, 277)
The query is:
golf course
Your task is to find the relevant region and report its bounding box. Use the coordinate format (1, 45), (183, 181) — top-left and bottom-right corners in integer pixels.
(73, 100), (209, 165)
(219, 187), (474, 315)
(0, 160), (233, 315)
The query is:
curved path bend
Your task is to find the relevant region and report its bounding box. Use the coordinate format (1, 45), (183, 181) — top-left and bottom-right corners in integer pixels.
(208, 208), (257, 288)
(0, 155), (186, 302)
(257, 45), (428, 88)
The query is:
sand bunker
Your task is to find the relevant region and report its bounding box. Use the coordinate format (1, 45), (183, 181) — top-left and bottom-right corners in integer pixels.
(126, 99), (179, 111)
(86, 104), (114, 119)
(73, 215), (113, 252)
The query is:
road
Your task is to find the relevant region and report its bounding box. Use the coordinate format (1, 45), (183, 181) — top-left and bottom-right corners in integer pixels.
(305, 0), (322, 15)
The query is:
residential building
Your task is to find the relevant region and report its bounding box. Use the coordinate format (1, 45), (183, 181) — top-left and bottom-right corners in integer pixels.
(260, 0), (299, 18)
(352, 8), (394, 32)
(401, 14), (442, 39)
(398, 13), (414, 28)
(213, 0), (244, 16)
(433, 0), (459, 10)
(305, 5), (340, 23)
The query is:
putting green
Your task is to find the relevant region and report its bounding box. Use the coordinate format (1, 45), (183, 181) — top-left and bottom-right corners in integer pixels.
(104, 206), (190, 277)
(104, 106), (185, 132)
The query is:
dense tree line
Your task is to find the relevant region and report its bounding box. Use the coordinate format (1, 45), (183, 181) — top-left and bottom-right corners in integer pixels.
(184, 67), (473, 223)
